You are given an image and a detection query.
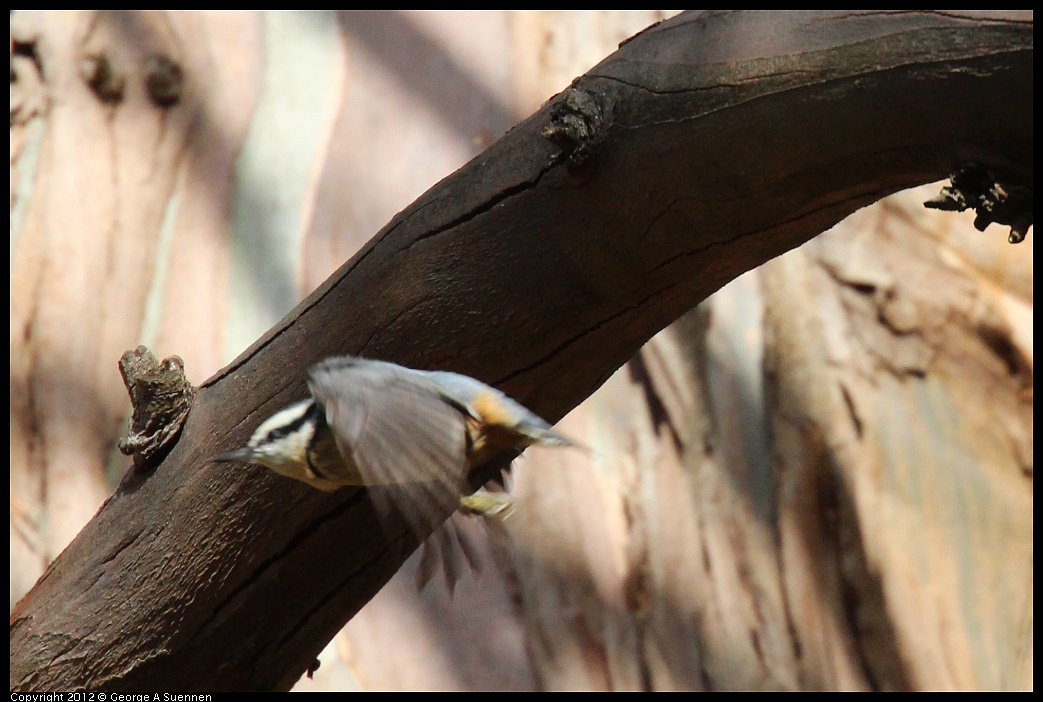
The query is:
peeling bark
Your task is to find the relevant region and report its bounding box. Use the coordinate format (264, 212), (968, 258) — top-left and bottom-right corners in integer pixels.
(9, 10), (1032, 691)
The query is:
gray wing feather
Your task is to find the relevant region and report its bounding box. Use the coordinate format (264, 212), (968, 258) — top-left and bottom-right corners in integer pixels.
(307, 357), (472, 534)
(420, 369), (573, 446)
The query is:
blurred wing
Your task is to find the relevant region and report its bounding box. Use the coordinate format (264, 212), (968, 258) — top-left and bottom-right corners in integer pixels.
(415, 512), (488, 593)
(307, 358), (471, 537)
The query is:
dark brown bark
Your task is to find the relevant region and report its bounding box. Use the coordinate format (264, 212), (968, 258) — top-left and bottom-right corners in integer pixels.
(10, 10), (1032, 691)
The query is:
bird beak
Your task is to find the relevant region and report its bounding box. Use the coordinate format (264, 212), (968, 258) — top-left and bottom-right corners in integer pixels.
(212, 447), (258, 464)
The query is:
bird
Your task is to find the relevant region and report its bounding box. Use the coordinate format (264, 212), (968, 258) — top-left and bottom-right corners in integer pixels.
(213, 356), (574, 584)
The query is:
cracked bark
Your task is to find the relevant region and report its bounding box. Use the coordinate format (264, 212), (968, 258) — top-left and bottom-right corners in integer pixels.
(9, 10), (1032, 692)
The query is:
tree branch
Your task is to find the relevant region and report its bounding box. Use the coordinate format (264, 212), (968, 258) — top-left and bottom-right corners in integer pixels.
(10, 10), (1032, 691)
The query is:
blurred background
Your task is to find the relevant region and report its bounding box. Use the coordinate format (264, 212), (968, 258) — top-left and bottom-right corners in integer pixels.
(10, 11), (1032, 691)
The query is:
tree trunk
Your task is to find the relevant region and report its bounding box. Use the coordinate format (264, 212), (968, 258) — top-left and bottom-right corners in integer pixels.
(10, 11), (1032, 691)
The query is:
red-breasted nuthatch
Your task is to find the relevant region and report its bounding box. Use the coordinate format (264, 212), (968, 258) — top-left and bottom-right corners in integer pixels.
(214, 356), (573, 531)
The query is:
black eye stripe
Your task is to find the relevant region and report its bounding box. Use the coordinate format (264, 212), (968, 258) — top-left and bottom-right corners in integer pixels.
(263, 401), (323, 443)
